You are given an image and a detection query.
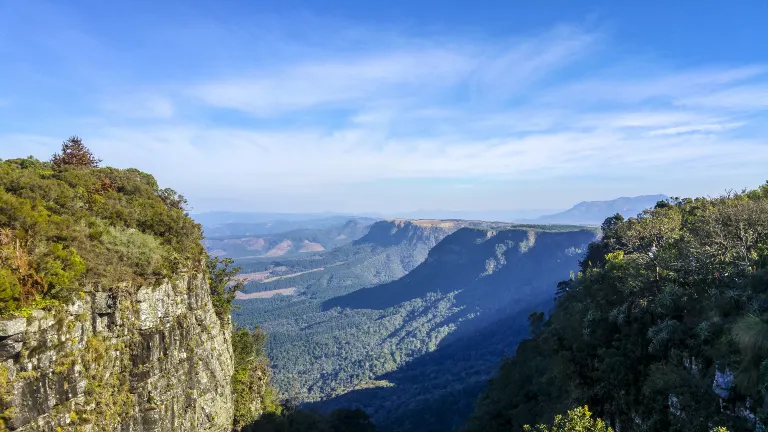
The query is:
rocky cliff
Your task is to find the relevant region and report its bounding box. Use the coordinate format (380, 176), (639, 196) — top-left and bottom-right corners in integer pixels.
(0, 272), (233, 432)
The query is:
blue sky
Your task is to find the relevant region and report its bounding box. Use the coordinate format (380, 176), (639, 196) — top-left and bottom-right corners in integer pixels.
(1, 0), (767, 214)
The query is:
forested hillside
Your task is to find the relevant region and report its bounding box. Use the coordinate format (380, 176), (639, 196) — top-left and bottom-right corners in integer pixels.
(230, 217), (596, 431)
(232, 220), (484, 400)
(303, 226), (596, 431)
(467, 184), (768, 432)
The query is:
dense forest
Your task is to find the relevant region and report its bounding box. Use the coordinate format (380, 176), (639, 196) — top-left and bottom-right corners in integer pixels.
(232, 223), (596, 431)
(467, 184), (768, 431)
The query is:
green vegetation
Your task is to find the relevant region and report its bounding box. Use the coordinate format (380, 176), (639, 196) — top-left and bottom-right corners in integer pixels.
(208, 256), (243, 321)
(467, 183), (768, 431)
(79, 335), (134, 428)
(244, 404), (377, 432)
(0, 138), (204, 314)
(233, 326), (282, 429)
(0, 364), (12, 432)
(523, 406), (613, 432)
(232, 225), (595, 431)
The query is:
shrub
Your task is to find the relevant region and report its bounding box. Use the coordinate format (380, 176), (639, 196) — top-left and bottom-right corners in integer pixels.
(523, 406), (613, 432)
(0, 139), (204, 313)
(232, 326), (280, 429)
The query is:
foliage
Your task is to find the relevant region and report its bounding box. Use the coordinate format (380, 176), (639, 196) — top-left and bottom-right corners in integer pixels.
(233, 326), (281, 430)
(207, 256), (243, 321)
(50, 136), (101, 170)
(0, 143), (204, 313)
(467, 183), (768, 432)
(243, 404), (377, 432)
(79, 336), (134, 428)
(0, 364), (12, 432)
(232, 226), (594, 431)
(523, 406), (613, 432)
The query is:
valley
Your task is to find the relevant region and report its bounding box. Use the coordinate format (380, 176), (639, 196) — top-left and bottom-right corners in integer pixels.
(7, 139), (764, 432)
(6, 1), (766, 429)
(209, 215), (604, 430)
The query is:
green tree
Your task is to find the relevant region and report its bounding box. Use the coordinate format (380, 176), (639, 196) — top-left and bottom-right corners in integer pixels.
(468, 184), (768, 431)
(233, 326), (281, 430)
(329, 408), (377, 432)
(206, 256), (242, 321)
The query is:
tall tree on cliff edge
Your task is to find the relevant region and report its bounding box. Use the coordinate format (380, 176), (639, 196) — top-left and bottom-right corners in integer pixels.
(51, 135), (101, 170)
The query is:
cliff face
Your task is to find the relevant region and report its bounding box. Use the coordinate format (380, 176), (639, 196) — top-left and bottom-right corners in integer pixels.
(0, 273), (233, 432)
(325, 227), (598, 313)
(355, 220), (458, 248)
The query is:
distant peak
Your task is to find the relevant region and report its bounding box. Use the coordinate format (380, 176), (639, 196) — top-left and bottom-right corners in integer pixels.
(343, 219), (362, 227)
(531, 194), (670, 226)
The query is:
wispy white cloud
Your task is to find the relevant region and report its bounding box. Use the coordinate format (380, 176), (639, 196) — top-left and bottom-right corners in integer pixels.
(647, 122), (745, 136)
(676, 85), (768, 110)
(101, 94), (176, 120)
(466, 26), (599, 101)
(2, 6), (768, 212)
(188, 49), (475, 116)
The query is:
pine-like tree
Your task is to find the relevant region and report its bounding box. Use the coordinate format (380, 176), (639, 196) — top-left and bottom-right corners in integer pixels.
(50, 136), (101, 169)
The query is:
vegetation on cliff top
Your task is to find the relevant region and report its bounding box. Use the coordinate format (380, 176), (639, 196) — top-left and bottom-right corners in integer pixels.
(0, 137), (204, 313)
(467, 183), (768, 431)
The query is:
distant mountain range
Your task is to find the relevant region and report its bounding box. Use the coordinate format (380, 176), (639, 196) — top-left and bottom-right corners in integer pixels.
(199, 215), (379, 238)
(383, 209), (559, 221)
(203, 219), (376, 259)
(518, 194), (668, 226)
(192, 194), (667, 230)
(191, 211), (368, 227)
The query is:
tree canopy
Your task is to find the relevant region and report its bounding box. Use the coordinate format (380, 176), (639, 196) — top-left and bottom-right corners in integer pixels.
(467, 183), (768, 432)
(0, 140), (204, 314)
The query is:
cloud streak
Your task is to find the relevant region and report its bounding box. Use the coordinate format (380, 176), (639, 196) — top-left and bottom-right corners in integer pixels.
(2, 6), (768, 212)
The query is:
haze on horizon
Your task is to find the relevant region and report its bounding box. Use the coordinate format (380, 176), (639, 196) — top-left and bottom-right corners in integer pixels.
(1, 0), (766, 214)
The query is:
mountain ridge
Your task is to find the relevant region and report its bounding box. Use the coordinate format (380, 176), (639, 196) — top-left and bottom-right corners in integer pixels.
(519, 194), (669, 225)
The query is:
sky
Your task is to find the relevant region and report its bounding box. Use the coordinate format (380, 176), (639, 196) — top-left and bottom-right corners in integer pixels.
(1, 0), (767, 214)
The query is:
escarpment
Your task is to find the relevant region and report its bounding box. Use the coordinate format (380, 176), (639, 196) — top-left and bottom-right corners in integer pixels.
(0, 149), (237, 431)
(0, 273), (234, 431)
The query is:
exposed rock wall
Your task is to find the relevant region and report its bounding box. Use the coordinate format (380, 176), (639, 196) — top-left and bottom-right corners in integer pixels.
(0, 273), (233, 431)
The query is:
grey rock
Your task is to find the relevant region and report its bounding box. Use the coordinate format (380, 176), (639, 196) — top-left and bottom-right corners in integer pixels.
(0, 333), (24, 357)
(1, 273), (234, 432)
(93, 291), (114, 314)
(0, 317), (27, 337)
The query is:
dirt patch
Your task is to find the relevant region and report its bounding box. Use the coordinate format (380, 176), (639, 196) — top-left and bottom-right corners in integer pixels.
(265, 239), (293, 257)
(241, 237), (266, 250)
(235, 287), (297, 300)
(233, 271), (271, 283)
(299, 240), (326, 252)
(262, 267), (325, 283)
